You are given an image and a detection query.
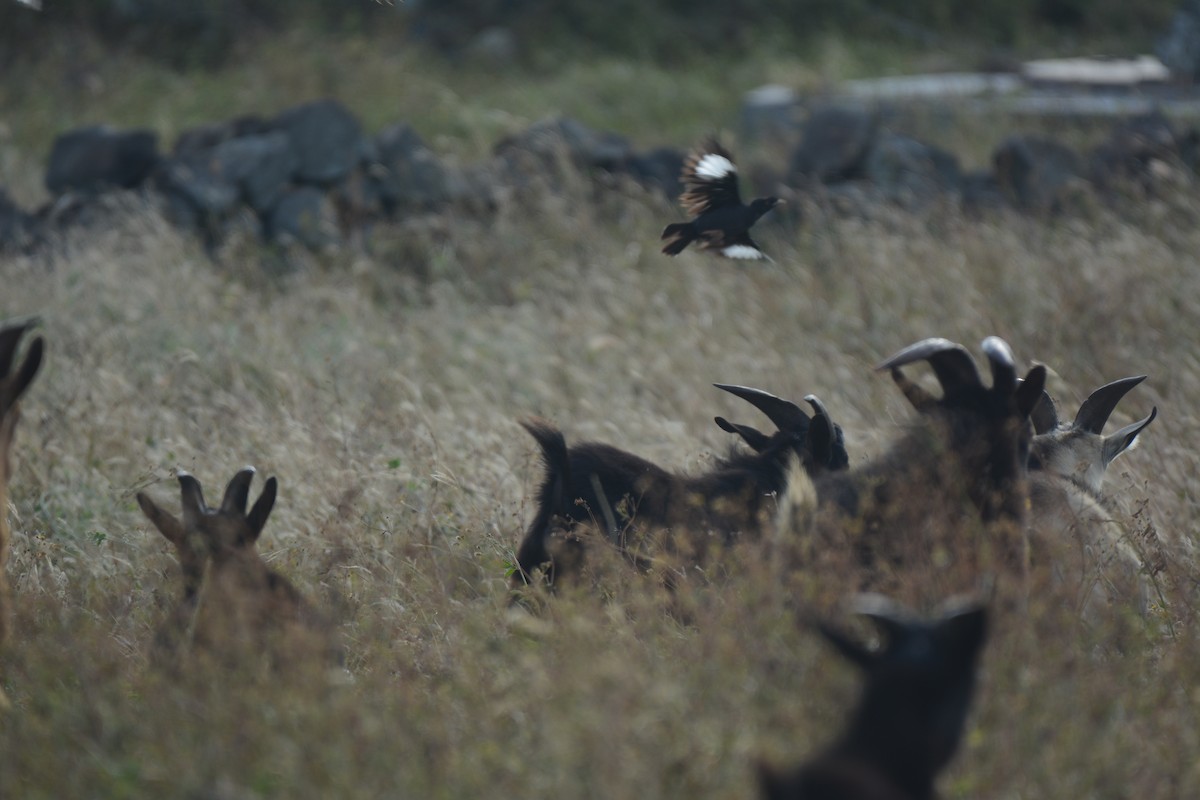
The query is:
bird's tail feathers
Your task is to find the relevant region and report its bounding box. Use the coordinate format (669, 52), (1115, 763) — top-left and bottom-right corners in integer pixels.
(660, 222), (694, 256)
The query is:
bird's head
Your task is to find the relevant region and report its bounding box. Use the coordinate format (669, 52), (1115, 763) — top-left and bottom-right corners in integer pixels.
(750, 196), (784, 218)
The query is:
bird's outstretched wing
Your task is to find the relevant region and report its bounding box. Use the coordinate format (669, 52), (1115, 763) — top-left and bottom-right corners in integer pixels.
(698, 229), (771, 261)
(679, 138), (743, 217)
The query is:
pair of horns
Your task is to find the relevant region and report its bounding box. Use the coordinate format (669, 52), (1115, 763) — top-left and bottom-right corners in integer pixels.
(1031, 375), (1157, 436)
(877, 336), (1019, 394)
(177, 467), (277, 535)
(879, 336), (1047, 417)
(713, 383), (833, 432)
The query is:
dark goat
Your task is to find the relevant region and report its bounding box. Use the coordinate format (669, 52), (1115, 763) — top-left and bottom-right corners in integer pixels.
(0, 319), (43, 710)
(513, 386), (847, 587)
(138, 468), (340, 667)
(759, 595), (989, 800)
(780, 337), (1046, 583)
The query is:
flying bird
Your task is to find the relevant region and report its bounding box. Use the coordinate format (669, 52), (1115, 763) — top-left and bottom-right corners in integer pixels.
(660, 138), (782, 261)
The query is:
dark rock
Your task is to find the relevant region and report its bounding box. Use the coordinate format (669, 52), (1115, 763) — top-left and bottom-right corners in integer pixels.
(45, 126), (160, 195)
(1090, 111), (1181, 189)
(992, 135), (1085, 211)
(173, 115), (269, 157)
(272, 99), (365, 186)
(211, 131), (297, 213)
(372, 123), (458, 214)
(1157, 0), (1200, 81)
(266, 186), (340, 250)
(864, 133), (961, 206)
(620, 146), (686, 200)
(789, 106), (877, 184)
(494, 116), (633, 175)
(155, 153), (241, 218)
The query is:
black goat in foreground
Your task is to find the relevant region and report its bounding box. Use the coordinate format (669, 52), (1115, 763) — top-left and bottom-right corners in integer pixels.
(759, 595), (989, 800)
(513, 385), (848, 587)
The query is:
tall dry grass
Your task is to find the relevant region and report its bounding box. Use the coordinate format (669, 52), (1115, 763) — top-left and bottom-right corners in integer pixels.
(0, 164), (1198, 797)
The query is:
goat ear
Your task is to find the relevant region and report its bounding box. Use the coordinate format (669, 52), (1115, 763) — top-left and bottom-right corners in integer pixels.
(177, 472), (208, 519)
(806, 413), (834, 467)
(714, 416), (772, 452)
(246, 476), (278, 541)
(1102, 406), (1157, 466)
(713, 383), (810, 433)
(137, 492), (185, 546)
(1075, 376), (1146, 435)
(933, 605), (989, 664)
(1014, 366), (1047, 420)
(220, 467), (257, 515)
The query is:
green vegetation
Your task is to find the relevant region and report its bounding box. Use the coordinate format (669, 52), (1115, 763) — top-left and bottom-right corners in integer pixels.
(2, 14), (1200, 800)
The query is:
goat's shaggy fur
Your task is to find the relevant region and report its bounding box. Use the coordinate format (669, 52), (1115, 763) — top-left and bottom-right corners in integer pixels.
(0, 319), (43, 710)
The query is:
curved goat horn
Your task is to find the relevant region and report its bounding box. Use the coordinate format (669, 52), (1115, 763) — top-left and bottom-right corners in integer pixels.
(714, 416), (773, 453)
(981, 336), (1017, 395)
(876, 338), (982, 395)
(220, 466), (258, 515)
(713, 383), (810, 432)
(804, 394), (833, 424)
(1075, 375), (1147, 434)
(1027, 385), (1060, 434)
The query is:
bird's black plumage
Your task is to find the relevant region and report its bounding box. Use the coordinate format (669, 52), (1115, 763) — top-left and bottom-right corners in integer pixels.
(660, 138), (782, 261)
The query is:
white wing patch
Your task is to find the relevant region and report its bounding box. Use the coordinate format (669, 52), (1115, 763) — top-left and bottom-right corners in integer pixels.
(695, 154), (735, 180)
(722, 244), (767, 260)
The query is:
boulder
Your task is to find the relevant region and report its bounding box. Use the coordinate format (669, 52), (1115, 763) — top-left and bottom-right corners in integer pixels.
(272, 99), (365, 186)
(1090, 111), (1182, 189)
(992, 135), (1085, 211)
(45, 126), (160, 195)
(266, 186), (340, 250)
(619, 146), (686, 200)
(155, 153), (241, 219)
(494, 116), (633, 175)
(789, 106), (877, 184)
(371, 123), (459, 214)
(210, 131), (298, 213)
(173, 115), (269, 156)
(864, 133), (961, 206)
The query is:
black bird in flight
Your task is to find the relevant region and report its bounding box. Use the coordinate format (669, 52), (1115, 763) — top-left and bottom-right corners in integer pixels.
(661, 138), (782, 261)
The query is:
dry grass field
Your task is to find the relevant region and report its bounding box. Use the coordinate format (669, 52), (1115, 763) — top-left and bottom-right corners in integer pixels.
(2, 32), (1200, 799)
